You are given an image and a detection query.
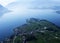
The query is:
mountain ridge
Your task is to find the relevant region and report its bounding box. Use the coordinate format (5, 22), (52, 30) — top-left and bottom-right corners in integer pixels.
(0, 18), (60, 43)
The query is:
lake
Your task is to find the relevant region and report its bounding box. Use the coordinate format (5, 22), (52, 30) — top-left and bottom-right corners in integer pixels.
(0, 3), (60, 40)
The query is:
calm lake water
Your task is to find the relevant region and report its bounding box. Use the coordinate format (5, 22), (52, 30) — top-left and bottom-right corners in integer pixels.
(0, 4), (60, 40)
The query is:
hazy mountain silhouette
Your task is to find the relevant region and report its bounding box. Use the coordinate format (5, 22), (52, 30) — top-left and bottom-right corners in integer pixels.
(53, 6), (60, 10)
(0, 5), (10, 17)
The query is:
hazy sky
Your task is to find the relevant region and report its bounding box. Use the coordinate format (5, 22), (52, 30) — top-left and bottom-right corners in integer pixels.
(0, 0), (60, 16)
(0, 0), (60, 6)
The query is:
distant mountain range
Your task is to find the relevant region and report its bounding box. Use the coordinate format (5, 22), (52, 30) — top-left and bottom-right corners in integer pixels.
(6, 1), (60, 15)
(52, 6), (60, 10)
(0, 5), (10, 17)
(51, 6), (60, 14)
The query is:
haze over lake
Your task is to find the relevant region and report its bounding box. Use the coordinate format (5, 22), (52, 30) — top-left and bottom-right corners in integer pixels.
(0, 0), (60, 40)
